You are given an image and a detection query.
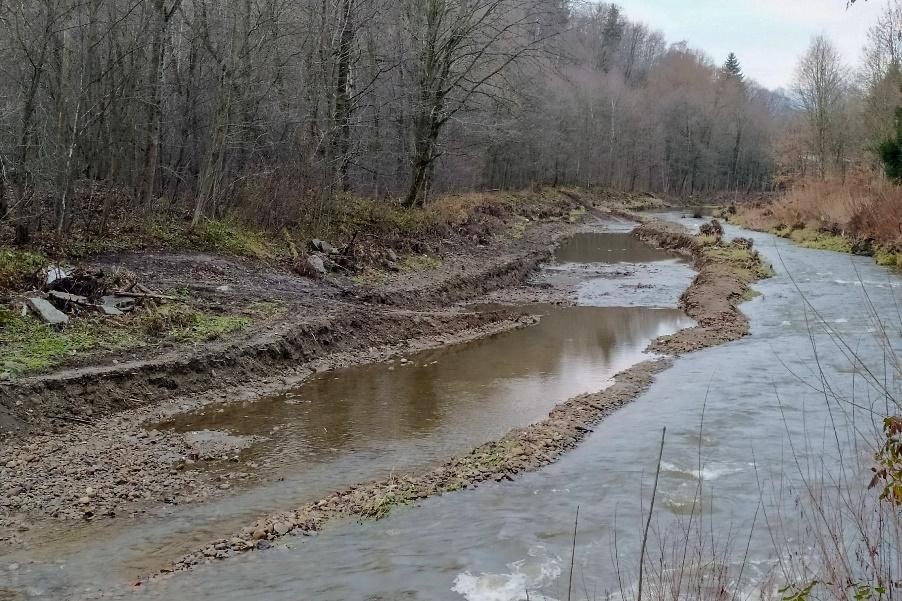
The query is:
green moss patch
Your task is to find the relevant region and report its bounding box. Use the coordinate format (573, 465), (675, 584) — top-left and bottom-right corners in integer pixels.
(702, 243), (775, 283)
(0, 249), (47, 291)
(0, 303), (253, 379)
(141, 305), (250, 343)
(192, 219), (277, 259)
(788, 228), (853, 253)
(0, 308), (141, 378)
(875, 248), (902, 268)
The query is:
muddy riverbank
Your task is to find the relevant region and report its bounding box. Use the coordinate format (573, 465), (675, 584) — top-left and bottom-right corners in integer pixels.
(4, 189), (655, 436)
(0, 208), (772, 599)
(159, 218), (772, 576)
(0, 191), (650, 550)
(0, 312), (536, 545)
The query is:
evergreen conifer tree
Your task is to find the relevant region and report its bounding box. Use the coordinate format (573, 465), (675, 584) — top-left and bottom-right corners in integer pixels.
(722, 52), (744, 82)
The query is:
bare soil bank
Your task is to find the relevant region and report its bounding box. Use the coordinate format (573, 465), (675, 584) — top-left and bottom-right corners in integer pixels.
(0, 221), (570, 436)
(2, 189), (632, 547)
(164, 218), (772, 575)
(633, 220), (773, 353)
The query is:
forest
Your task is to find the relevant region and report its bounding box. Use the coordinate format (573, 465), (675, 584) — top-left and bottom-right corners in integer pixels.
(0, 0), (900, 254)
(0, 0), (788, 244)
(1, 4), (901, 600)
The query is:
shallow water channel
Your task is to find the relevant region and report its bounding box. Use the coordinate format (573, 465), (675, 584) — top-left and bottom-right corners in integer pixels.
(122, 217), (901, 601)
(0, 223), (699, 600)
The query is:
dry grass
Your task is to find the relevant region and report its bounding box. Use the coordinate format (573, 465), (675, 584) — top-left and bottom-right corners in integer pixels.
(734, 176), (902, 251)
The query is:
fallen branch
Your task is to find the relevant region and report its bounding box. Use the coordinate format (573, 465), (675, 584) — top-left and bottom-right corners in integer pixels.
(112, 290), (179, 301)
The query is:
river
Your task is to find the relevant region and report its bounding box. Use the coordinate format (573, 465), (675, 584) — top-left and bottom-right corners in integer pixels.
(2, 214), (899, 601)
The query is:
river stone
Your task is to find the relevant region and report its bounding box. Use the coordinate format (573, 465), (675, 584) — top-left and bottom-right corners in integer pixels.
(307, 255), (327, 275)
(101, 295), (135, 313)
(48, 291), (88, 305)
(27, 298), (68, 326)
(310, 239), (338, 255)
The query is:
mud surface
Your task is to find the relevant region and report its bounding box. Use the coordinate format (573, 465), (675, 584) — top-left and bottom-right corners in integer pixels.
(0, 314), (534, 544)
(633, 220), (767, 353)
(0, 219), (569, 435)
(0, 199), (599, 547)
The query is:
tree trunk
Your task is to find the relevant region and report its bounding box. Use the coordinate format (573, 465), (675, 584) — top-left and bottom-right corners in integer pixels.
(141, 3), (166, 211)
(332, 0), (354, 191)
(192, 79), (231, 226)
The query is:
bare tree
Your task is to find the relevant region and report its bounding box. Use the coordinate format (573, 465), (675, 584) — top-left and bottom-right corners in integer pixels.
(401, 0), (558, 207)
(0, 0), (789, 239)
(794, 35), (848, 179)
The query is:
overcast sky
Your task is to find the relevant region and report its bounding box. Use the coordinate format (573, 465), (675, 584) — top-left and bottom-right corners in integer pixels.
(614, 0), (887, 90)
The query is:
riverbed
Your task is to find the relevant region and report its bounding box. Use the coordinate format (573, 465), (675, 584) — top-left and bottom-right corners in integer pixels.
(3, 215), (899, 600)
(121, 216), (900, 601)
(1, 218), (705, 600)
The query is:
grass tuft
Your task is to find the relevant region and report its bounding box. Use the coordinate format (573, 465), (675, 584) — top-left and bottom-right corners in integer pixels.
(193, 219), (276, 259)
(787, 228), (854, 253)
(0, 249), (47, 291)
(142, 305), (250, 342)
(0, 303), (253, 379)
(402, 254), (442, 272)
(874, 248), (902, 268)
(702, 243), (775, 282)
(0, 308), (140, 378)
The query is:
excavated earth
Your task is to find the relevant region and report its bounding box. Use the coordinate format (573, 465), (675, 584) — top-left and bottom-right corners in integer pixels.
(0, 207), (771, 586)
(0, 211), (582, 547)
(161, 217), (772, 576)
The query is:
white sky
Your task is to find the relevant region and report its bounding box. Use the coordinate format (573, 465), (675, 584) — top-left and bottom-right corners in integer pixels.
(614, 0), (888, 89)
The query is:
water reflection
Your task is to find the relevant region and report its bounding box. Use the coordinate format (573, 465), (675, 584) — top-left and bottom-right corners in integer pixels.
(162, 306), (694, 481)
(123, 222), (902, 601)
(0, 230), (700, 600)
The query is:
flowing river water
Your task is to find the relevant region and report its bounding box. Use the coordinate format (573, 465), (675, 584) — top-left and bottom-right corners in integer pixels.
(2, 215), (900, 600)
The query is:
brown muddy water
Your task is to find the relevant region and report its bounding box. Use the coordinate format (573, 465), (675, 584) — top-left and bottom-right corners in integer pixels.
(0, 225), (699, 600)
(159, 305), (692, 487)
(542, 229), (696, 308)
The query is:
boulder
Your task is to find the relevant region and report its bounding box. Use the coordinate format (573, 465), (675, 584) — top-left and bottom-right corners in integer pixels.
(310, 239), (339, 255)
(307, 255), (327, 275)
(27, 298), (69, 326)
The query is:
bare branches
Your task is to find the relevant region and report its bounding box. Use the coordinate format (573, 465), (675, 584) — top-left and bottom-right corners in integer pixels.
(0, 0), (784, 234)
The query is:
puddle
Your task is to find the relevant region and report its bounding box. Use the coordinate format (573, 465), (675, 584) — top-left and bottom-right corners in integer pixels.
(531, 231), (696, 308)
